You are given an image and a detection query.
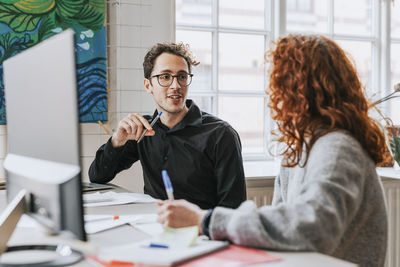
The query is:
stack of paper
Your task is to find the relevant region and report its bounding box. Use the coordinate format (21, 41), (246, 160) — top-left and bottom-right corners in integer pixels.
(85, 214), (157, 234)
(83, 191), (156, 207)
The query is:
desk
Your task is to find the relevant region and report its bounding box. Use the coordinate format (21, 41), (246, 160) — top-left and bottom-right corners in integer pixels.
(0, 190), (356, 267)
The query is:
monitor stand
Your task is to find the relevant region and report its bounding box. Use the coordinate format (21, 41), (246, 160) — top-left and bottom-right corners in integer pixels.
(0, 190), (83, 267)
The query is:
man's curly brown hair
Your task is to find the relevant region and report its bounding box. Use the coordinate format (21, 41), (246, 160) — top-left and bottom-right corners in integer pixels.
(267, 34), (387, 167)
(143, 42), (199, 80)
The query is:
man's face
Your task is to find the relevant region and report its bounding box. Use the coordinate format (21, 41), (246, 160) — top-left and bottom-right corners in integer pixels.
(144, 53), (190, 115)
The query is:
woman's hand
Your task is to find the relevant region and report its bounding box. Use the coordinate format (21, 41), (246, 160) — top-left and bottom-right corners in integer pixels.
(157, 199), (207, 233)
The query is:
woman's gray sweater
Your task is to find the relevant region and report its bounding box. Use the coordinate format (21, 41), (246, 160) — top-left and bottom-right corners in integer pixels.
(209, 131), (388, 267)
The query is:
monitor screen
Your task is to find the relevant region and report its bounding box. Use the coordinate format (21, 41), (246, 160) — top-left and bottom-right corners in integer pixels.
(2, 29), (86, 243)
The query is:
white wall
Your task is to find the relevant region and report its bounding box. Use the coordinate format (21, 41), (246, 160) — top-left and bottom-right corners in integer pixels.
(0, 0), (175, 193)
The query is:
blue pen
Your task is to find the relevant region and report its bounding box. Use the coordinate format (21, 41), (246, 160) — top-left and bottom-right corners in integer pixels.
(137, 111), (162, 143)
(149, 243), (169, 249)
(141, 243), (169, 249)
(161, 170), (174, 200)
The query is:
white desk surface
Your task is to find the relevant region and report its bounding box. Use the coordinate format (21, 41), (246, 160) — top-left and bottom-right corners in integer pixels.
(244, 160), (400, 181)
(0, 190), (356, 267)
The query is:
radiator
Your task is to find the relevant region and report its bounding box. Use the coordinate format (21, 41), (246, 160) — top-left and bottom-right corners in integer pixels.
(247, 187), (274, 206)
(247, 178), (400, 267)
(383, 180), (400, 267)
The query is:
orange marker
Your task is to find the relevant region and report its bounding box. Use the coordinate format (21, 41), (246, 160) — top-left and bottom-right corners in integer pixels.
(85, 215), (120, 223)
(86, 255), (135, 266)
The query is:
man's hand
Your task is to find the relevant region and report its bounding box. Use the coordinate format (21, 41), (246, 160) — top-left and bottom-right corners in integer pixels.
(111, 113), (155, 147)
(157, 199), (207, 233)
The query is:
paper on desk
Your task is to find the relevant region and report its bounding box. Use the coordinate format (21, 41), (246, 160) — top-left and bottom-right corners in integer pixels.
(130, 223), (198, 248)
(131, 222), (164, 237)
(97, 238), (229, 267)
(178, 244), (282, 267)
(83, 191), (156, 207)
(16, 214), (42, 228)
(85, 214), (157, 234)
(157, 226), (199, 248)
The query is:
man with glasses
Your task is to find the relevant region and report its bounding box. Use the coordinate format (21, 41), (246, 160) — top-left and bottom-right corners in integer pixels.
(89, 42), (246, 209)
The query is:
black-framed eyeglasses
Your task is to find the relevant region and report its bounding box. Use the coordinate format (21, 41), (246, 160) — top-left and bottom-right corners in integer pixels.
(150, 73), (194, 87)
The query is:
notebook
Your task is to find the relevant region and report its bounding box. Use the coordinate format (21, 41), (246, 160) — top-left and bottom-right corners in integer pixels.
(98, 239), (229, 267)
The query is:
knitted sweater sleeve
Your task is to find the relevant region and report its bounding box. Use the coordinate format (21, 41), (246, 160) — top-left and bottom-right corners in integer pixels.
(209, 132), (369, 253)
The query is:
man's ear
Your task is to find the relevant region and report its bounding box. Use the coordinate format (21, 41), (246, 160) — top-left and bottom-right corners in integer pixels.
(144, 78), (153, 94)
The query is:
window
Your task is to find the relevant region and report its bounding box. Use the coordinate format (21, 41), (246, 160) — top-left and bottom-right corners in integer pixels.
(176, 0), (270, 158)
(287, 0), (375, 93)
(391, 1), (400, 124)
(176, 0), (398, 159)
(287, 0), (313, 13)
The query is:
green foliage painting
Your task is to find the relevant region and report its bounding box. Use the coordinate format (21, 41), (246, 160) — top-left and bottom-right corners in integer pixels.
(0, 0), (108, 123)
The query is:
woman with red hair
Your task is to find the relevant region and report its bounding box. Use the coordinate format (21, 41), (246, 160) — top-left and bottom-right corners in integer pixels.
(157, 35), (388, 267)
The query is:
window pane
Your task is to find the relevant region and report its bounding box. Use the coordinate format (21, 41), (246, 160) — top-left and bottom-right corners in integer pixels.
(286, 0), (328, 33)
(391, 43), (400, 125)
(188, 96), (213, 113)
(176, 0), (212, 26)
(219, 33), (265, 92)
(334, 0), (372, 36)
(218, 96), (265, 154)
(219, 0), (265, 29)
(336, 40), (372, 95)
(389, 96), (400, 126)
(176, 30), (212, 92)
(392, 2), (400, 39)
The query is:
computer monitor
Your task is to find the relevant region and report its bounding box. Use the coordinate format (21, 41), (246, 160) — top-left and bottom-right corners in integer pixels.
(0, 29), (86, 265)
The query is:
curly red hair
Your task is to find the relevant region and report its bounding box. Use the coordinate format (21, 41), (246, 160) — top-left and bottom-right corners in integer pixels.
(267, 34), (387, 167)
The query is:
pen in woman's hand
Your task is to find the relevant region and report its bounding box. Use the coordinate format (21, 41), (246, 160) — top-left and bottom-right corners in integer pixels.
(162, 170), (174, 200)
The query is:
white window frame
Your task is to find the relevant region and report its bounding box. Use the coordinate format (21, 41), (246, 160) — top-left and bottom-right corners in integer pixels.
(177, 0), (274, 161)
(176, 0), (395, 160)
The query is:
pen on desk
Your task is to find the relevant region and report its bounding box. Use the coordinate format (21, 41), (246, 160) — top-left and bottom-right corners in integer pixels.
(139, 242), (169, 249)
(149, 243), (169, 248)
(137, 111), (162, 143)
(161, 170), (174, 200)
